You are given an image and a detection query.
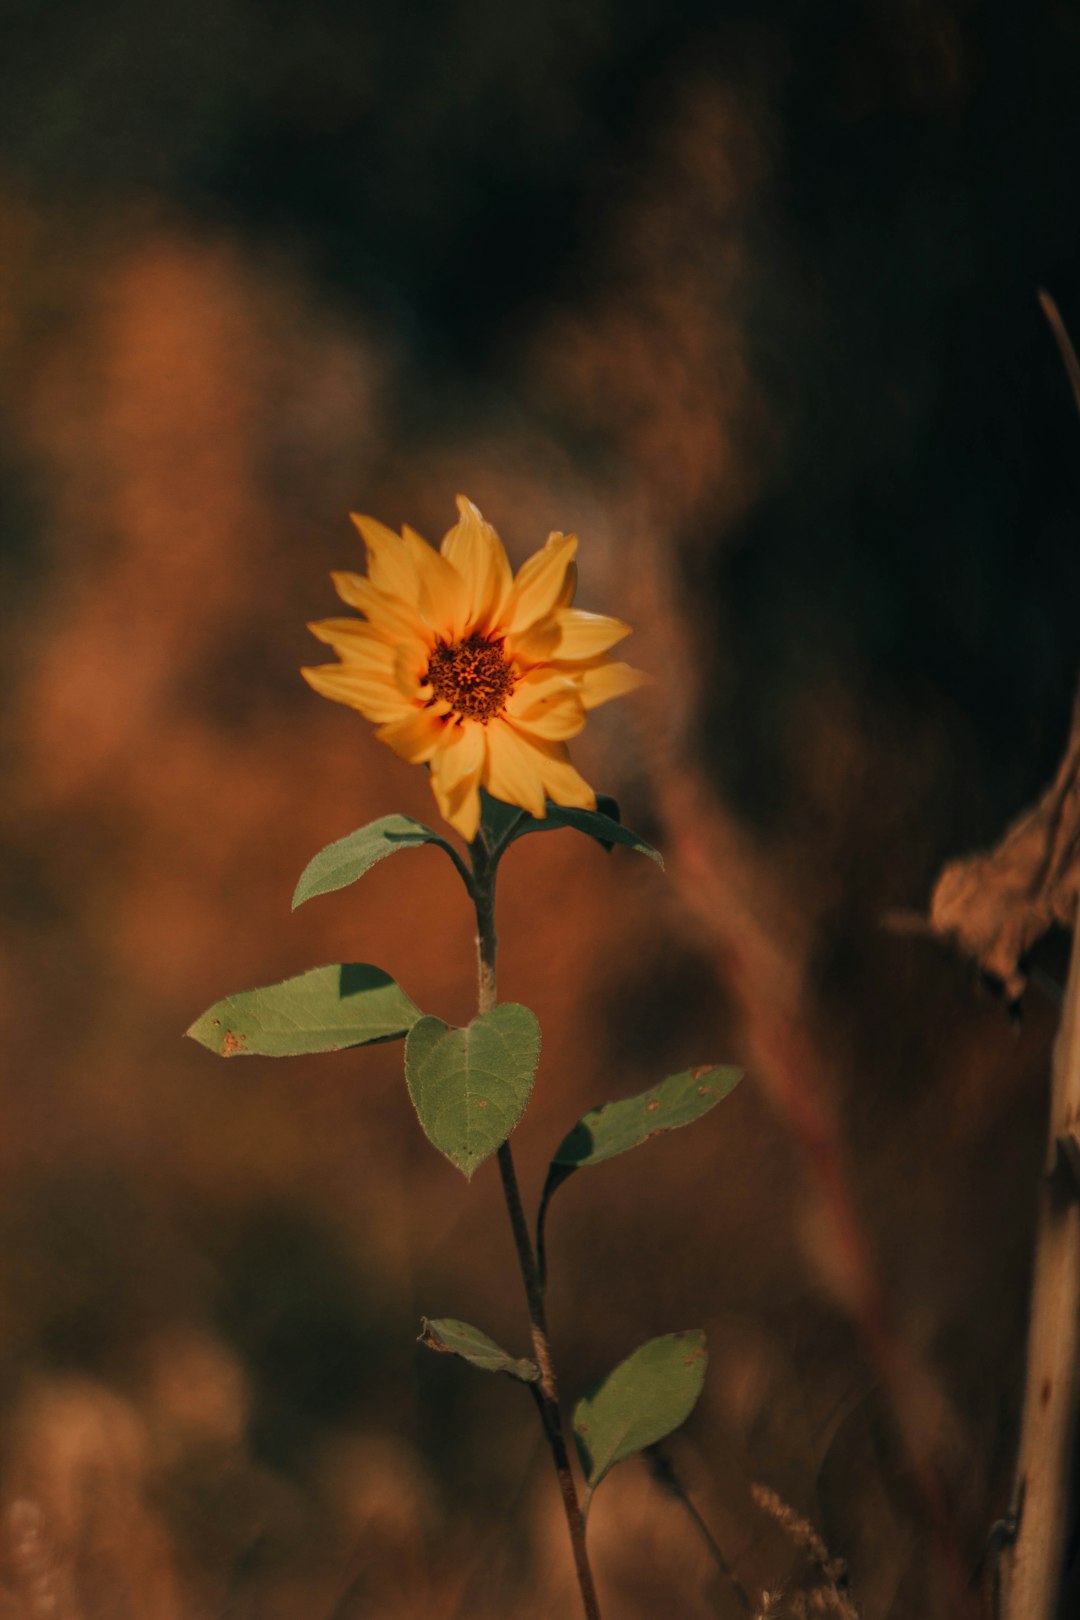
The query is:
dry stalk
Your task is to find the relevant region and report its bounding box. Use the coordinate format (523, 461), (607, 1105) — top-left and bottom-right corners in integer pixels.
(8, 1500), (72, 1620)
(750, 1484), (859, 1620)
(999, 925), (1080, 1618)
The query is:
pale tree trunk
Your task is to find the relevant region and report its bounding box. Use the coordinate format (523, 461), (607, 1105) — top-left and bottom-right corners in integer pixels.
(1001, 928), (1080, 1619)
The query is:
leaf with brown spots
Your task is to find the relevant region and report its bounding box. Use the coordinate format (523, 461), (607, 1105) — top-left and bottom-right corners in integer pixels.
(417, 1317), (539, 1383)
(187, 963), (422, 1057)
(549, 1063), (743, 1173)
(535, 1064), (743, 1289)
(571, 1330), (708, 1498)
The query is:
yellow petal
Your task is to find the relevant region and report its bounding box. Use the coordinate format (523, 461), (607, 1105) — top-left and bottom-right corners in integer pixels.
(350, 513), (419, 601)
(330, 572), (429, 643)
(503, 532), (579, 634)
(307, 618), (400, 669)
(482, 721), (548, 818)
(440, 784), (481, 842)
(529, 738), (597, 810)
(328, 570), (375, 611)
(577, 659), (649, 710)
(504, 668), (587, 740)
(401, 525), (470, 639)
(440, 496), (513, 631)
(429, 722), (485, 839)
(393, 639), (438, 701)
(300, 663), (411, 723)
(376, 706), (448, 764)
(557, 560), (578, 608)
(551, 607), (631, 661)
(511, 689), (586, 741)
(507, 617), (561, 666)
(508, 667), (576, 700)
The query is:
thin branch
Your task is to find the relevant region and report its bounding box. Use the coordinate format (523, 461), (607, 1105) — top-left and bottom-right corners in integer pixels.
(644, 1444), (752, 1611)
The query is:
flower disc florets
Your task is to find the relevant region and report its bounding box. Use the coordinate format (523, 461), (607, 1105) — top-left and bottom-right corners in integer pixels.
(301, 494), (646, 840)
(426, 635), (516, 723)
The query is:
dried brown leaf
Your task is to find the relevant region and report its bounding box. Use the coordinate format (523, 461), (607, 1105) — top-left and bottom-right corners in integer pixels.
(926, 687), (1080, 1000)
(900, 298), (1080, 1003)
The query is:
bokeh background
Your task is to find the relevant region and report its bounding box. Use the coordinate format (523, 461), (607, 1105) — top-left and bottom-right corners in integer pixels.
(2, 2), (1080, 1615)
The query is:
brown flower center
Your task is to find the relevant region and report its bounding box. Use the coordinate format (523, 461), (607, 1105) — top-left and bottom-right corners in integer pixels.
(425, 634), (516, 722)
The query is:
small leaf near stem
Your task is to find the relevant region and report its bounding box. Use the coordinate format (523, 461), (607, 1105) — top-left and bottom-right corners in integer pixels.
(572, 1330), (708, 1507)
(535, 1065), (743, 1291)
(418, 1317), (539, 1383)
(478, 787), (663, 867)
(292, 813), (474, 909)
(552, 1066), (743, 1170)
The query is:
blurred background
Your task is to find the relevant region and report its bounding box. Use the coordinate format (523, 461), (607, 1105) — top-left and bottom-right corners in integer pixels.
(1, 1), (1080, 1615)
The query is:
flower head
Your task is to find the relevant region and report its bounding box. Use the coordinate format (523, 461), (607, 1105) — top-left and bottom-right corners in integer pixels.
(302, 496), (645, 840)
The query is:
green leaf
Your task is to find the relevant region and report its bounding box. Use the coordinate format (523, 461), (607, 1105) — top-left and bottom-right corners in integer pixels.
(553, 1065), (743, 1170)
(517, 803), (662, 865)
(535, 1066), (743, 1288)
(479, 787), (662, 866)
(572, 1331), (708, 1494)
(292, 814), (460, 909)
(405, 1004), (541, 1178)
(418, 1316), (539, 1383)
(541, 803), (662, 864)
(187, 964), (422, 1057)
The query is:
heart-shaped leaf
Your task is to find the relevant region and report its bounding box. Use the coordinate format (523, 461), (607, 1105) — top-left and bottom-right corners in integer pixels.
(418, 1316), (539, 1383)
(572, 1330), (708, 1497)
(292, 814), (461, 909)
(405, 1004), (541, 1178)
(187, 964), (421, 1057)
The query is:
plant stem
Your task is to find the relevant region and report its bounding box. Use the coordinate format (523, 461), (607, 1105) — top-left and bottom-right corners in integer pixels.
(644, 1445), (752, 1611)
(1000, 926), (1080, 1620)
(471, 838), (602, 1620)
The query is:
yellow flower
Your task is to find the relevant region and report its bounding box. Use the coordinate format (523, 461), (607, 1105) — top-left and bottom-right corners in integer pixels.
(302, 495), (646, 841)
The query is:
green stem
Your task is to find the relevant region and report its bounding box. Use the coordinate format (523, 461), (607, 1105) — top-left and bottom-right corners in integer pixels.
(471, 836), (601, 1620)
(440, 839), (478, 897)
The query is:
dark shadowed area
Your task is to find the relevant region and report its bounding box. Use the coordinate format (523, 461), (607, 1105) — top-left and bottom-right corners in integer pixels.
(1, 2), (1080, 1615)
